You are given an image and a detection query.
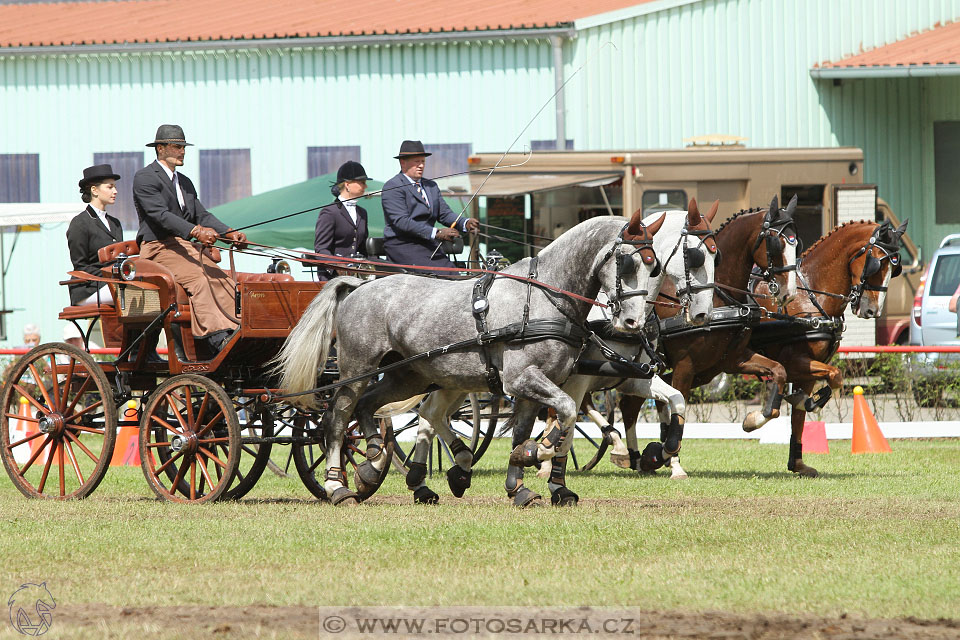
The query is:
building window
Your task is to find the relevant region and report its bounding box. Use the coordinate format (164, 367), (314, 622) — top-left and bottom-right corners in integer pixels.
(641, 189), (687, 217)
(0, 154), (40, 203)
(199, 149), (252, 208)
(307, 146), (361, 179)
(935, 122), (960, 225)
(93, 152), (143, 230)
(531, 139), (575, 151)
(424, 143), (472, 181)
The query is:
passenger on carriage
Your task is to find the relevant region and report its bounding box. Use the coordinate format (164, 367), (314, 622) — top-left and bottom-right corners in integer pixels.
(313, 161), (370, 280)
(380, 140), (479, 270)
(66, 164), (123, 306)
(133, 125), (247, 354)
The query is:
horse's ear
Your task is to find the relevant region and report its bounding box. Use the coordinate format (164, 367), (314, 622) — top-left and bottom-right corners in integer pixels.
(768, 195), (779, 218)
(688, 198), (699, 219)
(687, 206), (700, 228)
(786, 194), (798, 216)
(626, 208), (645, 236)
(896, 220), (908, 236)
(641, 212), (666, 237)
(705, 199), (720, 224)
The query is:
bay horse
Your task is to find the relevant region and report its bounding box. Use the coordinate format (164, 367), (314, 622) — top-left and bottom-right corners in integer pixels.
(749, 219), (907, 477)
(273, 210), (670, 505)
(617, 196), (800, 477)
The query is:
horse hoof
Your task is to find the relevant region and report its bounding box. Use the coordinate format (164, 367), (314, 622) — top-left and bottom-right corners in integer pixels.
(742, 411), (765, 432)
(639, 442), (666, 472)
(509, 439), (541, 468)
(609, 452), (632, 469)
(413, 486), (440, 504)
(550, 487), (579, 507)
(354, 461), (386, 499)
(793, 464), (819, 478)
(512, 487), (542, 508)
(330, 487), (359, 506)
(446, 466), (472, 498)
(670, 471), (688, 480)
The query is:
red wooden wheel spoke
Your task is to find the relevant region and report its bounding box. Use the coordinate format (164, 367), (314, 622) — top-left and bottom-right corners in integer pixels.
(64, 438), (84, 485)
(58, 440), (66, 496)
(59, 357), (76, 413)
(16, 434), (52, 476)
(62, 376), (92, 417)
(196, 456), (215, 491)
(28, 363), (55, 410)
(197, 446), (228, 470)
(4, 411), (40, 424)
(65, 423), (105, 436)
(164, 394), (190, 432)
(37, 439), (58, 494)
(195, 392), (210, 430)
(183, 386), (195, 427)
(48, 355), (61, 410)
(12, 384), (49, 415)
(195, 409), (225, 438)
(169, 453), (190, 495)
(63, 399), (104, 424)
(8, 429), (44, 449)
(198, 437), (230, 445)
(189, 459), (197, 500)
(150, 414), (184, 435)
(145, 441), (172, 448)
(64, 430), (99, 464)
(154, 449), (185, 476)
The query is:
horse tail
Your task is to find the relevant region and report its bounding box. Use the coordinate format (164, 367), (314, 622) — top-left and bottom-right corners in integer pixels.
(272, 276), (365, 406)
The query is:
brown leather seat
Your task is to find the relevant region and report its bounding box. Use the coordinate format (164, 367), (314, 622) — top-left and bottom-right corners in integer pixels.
(97, 240), (140, 263)
(237, 273), (295, 283)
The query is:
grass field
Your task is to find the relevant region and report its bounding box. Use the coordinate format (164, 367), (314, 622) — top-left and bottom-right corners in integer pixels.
(1, 437), (959, 638)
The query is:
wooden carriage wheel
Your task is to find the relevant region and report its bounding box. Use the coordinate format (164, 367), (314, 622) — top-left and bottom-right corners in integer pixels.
(291, 411), (393, 502)
(0, 343), (117, 499)
(138, 374), (240, 503)
(221, 399), (274, 501)
(389, 393), (499, 477)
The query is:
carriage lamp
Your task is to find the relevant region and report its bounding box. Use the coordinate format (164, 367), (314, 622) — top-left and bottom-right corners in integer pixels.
(267, 258), (291, 275)
(111, 254), (137, 281)
(485, 249), (510, 271)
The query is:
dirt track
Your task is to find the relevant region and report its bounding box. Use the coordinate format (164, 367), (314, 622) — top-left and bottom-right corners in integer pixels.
(48, 604), (960, 639)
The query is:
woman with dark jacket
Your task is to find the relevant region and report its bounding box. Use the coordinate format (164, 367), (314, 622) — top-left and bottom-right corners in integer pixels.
(66, 164), (123, 305)
(313, 161), (370, 281)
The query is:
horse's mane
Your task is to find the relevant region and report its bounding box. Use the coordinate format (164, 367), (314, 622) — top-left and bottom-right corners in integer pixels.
(714, 207), (765, 236)
(799, 220), (875, 260)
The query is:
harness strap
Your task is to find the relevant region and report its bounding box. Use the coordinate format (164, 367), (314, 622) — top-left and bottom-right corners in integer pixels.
(472, 272), (503, 394)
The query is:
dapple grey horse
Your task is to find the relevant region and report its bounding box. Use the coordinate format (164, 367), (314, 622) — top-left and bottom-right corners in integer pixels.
(274, 210), (668, 505)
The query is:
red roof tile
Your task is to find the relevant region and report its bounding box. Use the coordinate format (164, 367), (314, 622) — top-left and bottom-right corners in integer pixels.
(0, 0), (655, 48)
(818, 21), (960, 68)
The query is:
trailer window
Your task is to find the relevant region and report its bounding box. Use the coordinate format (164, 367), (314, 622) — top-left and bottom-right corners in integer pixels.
(641, 190), (687, 217)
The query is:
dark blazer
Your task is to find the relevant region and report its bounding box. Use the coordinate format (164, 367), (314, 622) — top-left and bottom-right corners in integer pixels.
(314, 200), (369, 281)
(66, 206), (123, 305)
(380, 173), (466, 268)
(133, 160), (230, 244)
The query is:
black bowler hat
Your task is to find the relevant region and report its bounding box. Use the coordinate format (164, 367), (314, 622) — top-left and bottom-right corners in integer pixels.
(393, 140), (432, 159)
(336, 160), (370, 183)
(145, 124), (194, 148)
(78, 164), (121, 189)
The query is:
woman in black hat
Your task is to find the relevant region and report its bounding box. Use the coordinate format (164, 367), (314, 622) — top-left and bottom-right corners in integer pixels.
(313, 161), (370, 281)
(66, 164), (124, 305)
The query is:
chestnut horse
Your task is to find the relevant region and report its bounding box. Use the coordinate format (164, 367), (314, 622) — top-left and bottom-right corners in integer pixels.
(618, 196), (800, 477)
(748, 219), (907, 477)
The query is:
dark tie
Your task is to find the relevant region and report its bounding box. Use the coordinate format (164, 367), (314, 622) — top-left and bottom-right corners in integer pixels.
(415, 182), (428, 205)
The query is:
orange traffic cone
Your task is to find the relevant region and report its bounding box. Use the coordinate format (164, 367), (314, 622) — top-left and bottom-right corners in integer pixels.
(110, 401), (141, 466)
(851, 386), (891, 454)
(801, 420), (829, 454)
(10, 397), (33, 465)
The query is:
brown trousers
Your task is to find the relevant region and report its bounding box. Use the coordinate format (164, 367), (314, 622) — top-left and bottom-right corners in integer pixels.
(140, 237), (239, 337)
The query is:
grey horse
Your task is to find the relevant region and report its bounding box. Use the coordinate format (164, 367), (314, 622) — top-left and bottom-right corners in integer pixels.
(273, 210), (670, 505)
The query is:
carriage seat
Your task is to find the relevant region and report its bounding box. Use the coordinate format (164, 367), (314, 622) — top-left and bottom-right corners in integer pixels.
(237, 272), (294, 283)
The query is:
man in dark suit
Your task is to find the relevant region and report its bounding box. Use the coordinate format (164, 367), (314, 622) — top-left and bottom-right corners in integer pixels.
(314, 160), (370, 281)
(133, 124), (247, 354)
(380, 140), (478, 269)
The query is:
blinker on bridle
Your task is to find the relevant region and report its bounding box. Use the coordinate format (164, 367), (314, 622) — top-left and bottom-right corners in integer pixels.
(847, 223), (903, 311)
(752, 210), (798, 297)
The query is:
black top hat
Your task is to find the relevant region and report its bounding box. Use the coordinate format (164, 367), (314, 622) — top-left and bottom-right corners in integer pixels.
(393, 140), (432, 159)
(336, 161), (370, 184)
(146, 124), (194, 148)
(78, 164), (121, 189)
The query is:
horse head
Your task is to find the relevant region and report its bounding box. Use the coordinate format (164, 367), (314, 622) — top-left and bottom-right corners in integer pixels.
(850, 219), (907, 318)
(654, 199), (718, 326)
(753, 194), (799, 307)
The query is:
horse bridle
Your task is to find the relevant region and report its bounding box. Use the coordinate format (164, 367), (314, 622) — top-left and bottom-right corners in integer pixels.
(752, 212), (798, 298)
(596, 222), (660, 316)
(847, 223), (903, 313)
(659, 219), (718, 314)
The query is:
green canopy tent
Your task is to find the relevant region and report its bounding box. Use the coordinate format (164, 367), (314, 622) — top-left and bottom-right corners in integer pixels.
(211, 173), (471, 250)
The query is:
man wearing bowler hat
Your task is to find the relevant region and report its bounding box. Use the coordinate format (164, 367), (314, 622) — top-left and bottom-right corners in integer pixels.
(132, 124), (247, 355)
(380, 140), (479, 270)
